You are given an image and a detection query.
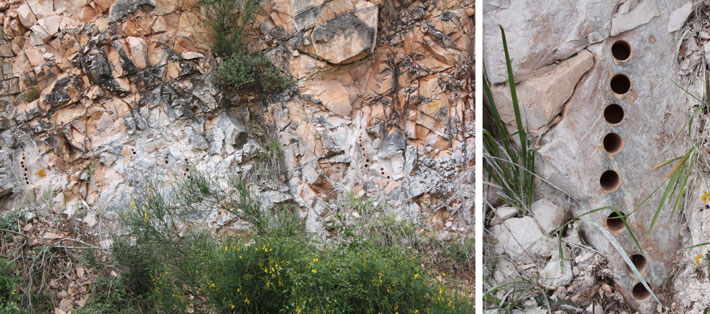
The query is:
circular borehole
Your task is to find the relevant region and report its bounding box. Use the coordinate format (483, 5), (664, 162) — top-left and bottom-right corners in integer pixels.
(610, 74), (631, 94)
(632, 282), (651, 302)
(600, 170), (620, 192)
(603, 133), (623, 153)
(611, 41), (631, 61)
(604, 104), (625, 124)
(606, 211), (626, 233)
(625, 254), (647, 275)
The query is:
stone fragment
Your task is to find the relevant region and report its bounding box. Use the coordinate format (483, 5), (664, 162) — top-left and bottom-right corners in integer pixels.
(531, 199), (568, 234)
(37, 15), (61, 37)
(126, 36), (148, 68)
(668, 2), (693, 33)
(151, 15), (167, 33)
(490, 206), (518, 226)
(609, 0), (660, 36)
(109, 0), (156, 23)
(16, 3), (36, 28)
(310, 6), (377, 64)
(490, 216), (555, 258)
(79, 5), (98, 22)
(24, 48), (45, 66)
(44, 74), (82, 110)
(539, 258), (573, 290)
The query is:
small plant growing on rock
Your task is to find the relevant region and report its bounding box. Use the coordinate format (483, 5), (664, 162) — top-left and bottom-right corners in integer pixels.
(24, 87), (39, 102)
(483, 25), (536, 213)
(200, 0), (289, 94)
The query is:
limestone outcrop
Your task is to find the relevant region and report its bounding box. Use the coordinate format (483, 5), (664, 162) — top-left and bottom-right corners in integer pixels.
(0, 0), (474, 247)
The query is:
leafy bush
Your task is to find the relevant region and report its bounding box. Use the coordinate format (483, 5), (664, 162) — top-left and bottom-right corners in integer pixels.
(101, 173), (473, 313)
(0, 259), (27, 314)
(201, 0), (288, 94)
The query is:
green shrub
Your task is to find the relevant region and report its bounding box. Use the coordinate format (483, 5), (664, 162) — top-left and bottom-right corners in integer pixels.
(102, 173), (474, 314)
(0, 259), (27, 314)
(201, 0), (289, 94)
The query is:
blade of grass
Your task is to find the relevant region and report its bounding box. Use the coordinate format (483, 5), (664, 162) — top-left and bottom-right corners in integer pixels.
(580, 219), (662, 306)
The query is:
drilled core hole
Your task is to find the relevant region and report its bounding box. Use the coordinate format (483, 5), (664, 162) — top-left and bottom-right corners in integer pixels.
(611, 41), (631, 61)
(604, 104), (625, 124)
(610, 74), (631, 94)
(626, 254), (647, 275)
(603, 133), (623, 153)
(632, 282), (651, 301)
(606, 211), (626, 233)
(600, 170), (620, 192)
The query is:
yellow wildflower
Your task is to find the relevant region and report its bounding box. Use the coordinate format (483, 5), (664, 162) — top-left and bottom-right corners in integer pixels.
(209, 283), (216, 288)
(702, 192), (710, 204)
(313, 257), (319, 263)
(144, 211), (150, 223)
(696, 254), (705, 266)
(311, 268), (317, 274)
(130, 202), (136, 209)
(244, 298), (250, 304)
(414, 273), (419, 279)
(225, 246), (229, 252)
(230, 303), (235, 309)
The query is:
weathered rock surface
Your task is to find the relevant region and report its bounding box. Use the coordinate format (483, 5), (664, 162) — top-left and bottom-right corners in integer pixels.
(485, 0), (687, 311)
(0, 0), (474, 264)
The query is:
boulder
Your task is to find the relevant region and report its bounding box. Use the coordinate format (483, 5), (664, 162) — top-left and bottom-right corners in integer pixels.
(310, 6), (377, 64)
(490, 206), (518, 226)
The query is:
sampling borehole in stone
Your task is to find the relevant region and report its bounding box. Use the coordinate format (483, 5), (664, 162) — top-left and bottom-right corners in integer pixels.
(610, 74), (631, 94)
(604, 104), (625, 124)
(600, 170), (620, 193)
(611, 40), (632, 61)
(606, 211), (626, 234)
(625, 254), (647, 276)
(632, 282), (652, 302)
(603, 133), (623, 153)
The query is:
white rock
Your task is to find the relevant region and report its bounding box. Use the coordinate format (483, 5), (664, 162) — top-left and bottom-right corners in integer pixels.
(490, 206), (518, 226)
(16, 3), (36, 28)
(490, 216), (556, 258)
(538, 258), (573, 290)
(531, 199), (568, 234)
(668, 2), (693, 33)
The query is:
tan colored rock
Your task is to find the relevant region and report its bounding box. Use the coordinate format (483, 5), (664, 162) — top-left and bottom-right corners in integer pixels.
(93, 0), (114, 13)
(25, 48), (45, 66)
(492, 49), (594, 134)
(301, 80), (352, 117)
(79, 5), (98, 22)
(153, 0), (178, 15)
(313, 0), (357, 26)
(151, 15), (166, 33)
(126, 36), (147, 68)
(54, 0), (90, 15)
(3, 16), (25, 37)
(38, 15), (61, 37)
(16, 3), (36, 28)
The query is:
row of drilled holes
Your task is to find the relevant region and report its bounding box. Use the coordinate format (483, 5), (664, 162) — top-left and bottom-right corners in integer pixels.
(603, 40), (651, 303)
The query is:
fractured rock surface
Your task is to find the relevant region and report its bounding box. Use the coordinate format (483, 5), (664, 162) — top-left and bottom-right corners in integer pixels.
(0, 0), (474, 249)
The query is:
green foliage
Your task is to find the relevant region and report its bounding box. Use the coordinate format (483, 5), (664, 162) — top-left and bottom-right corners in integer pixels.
(25, 87), (39, 102)
(101, 172), (473, 313)
(0, 259), (27, 314)
(482, 26), (536, 213)
(201, 0), (289, 94)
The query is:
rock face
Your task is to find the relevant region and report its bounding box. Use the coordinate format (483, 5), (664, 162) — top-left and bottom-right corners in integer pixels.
(0, 0), (473, 253)
(485, 0), (686, 311)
